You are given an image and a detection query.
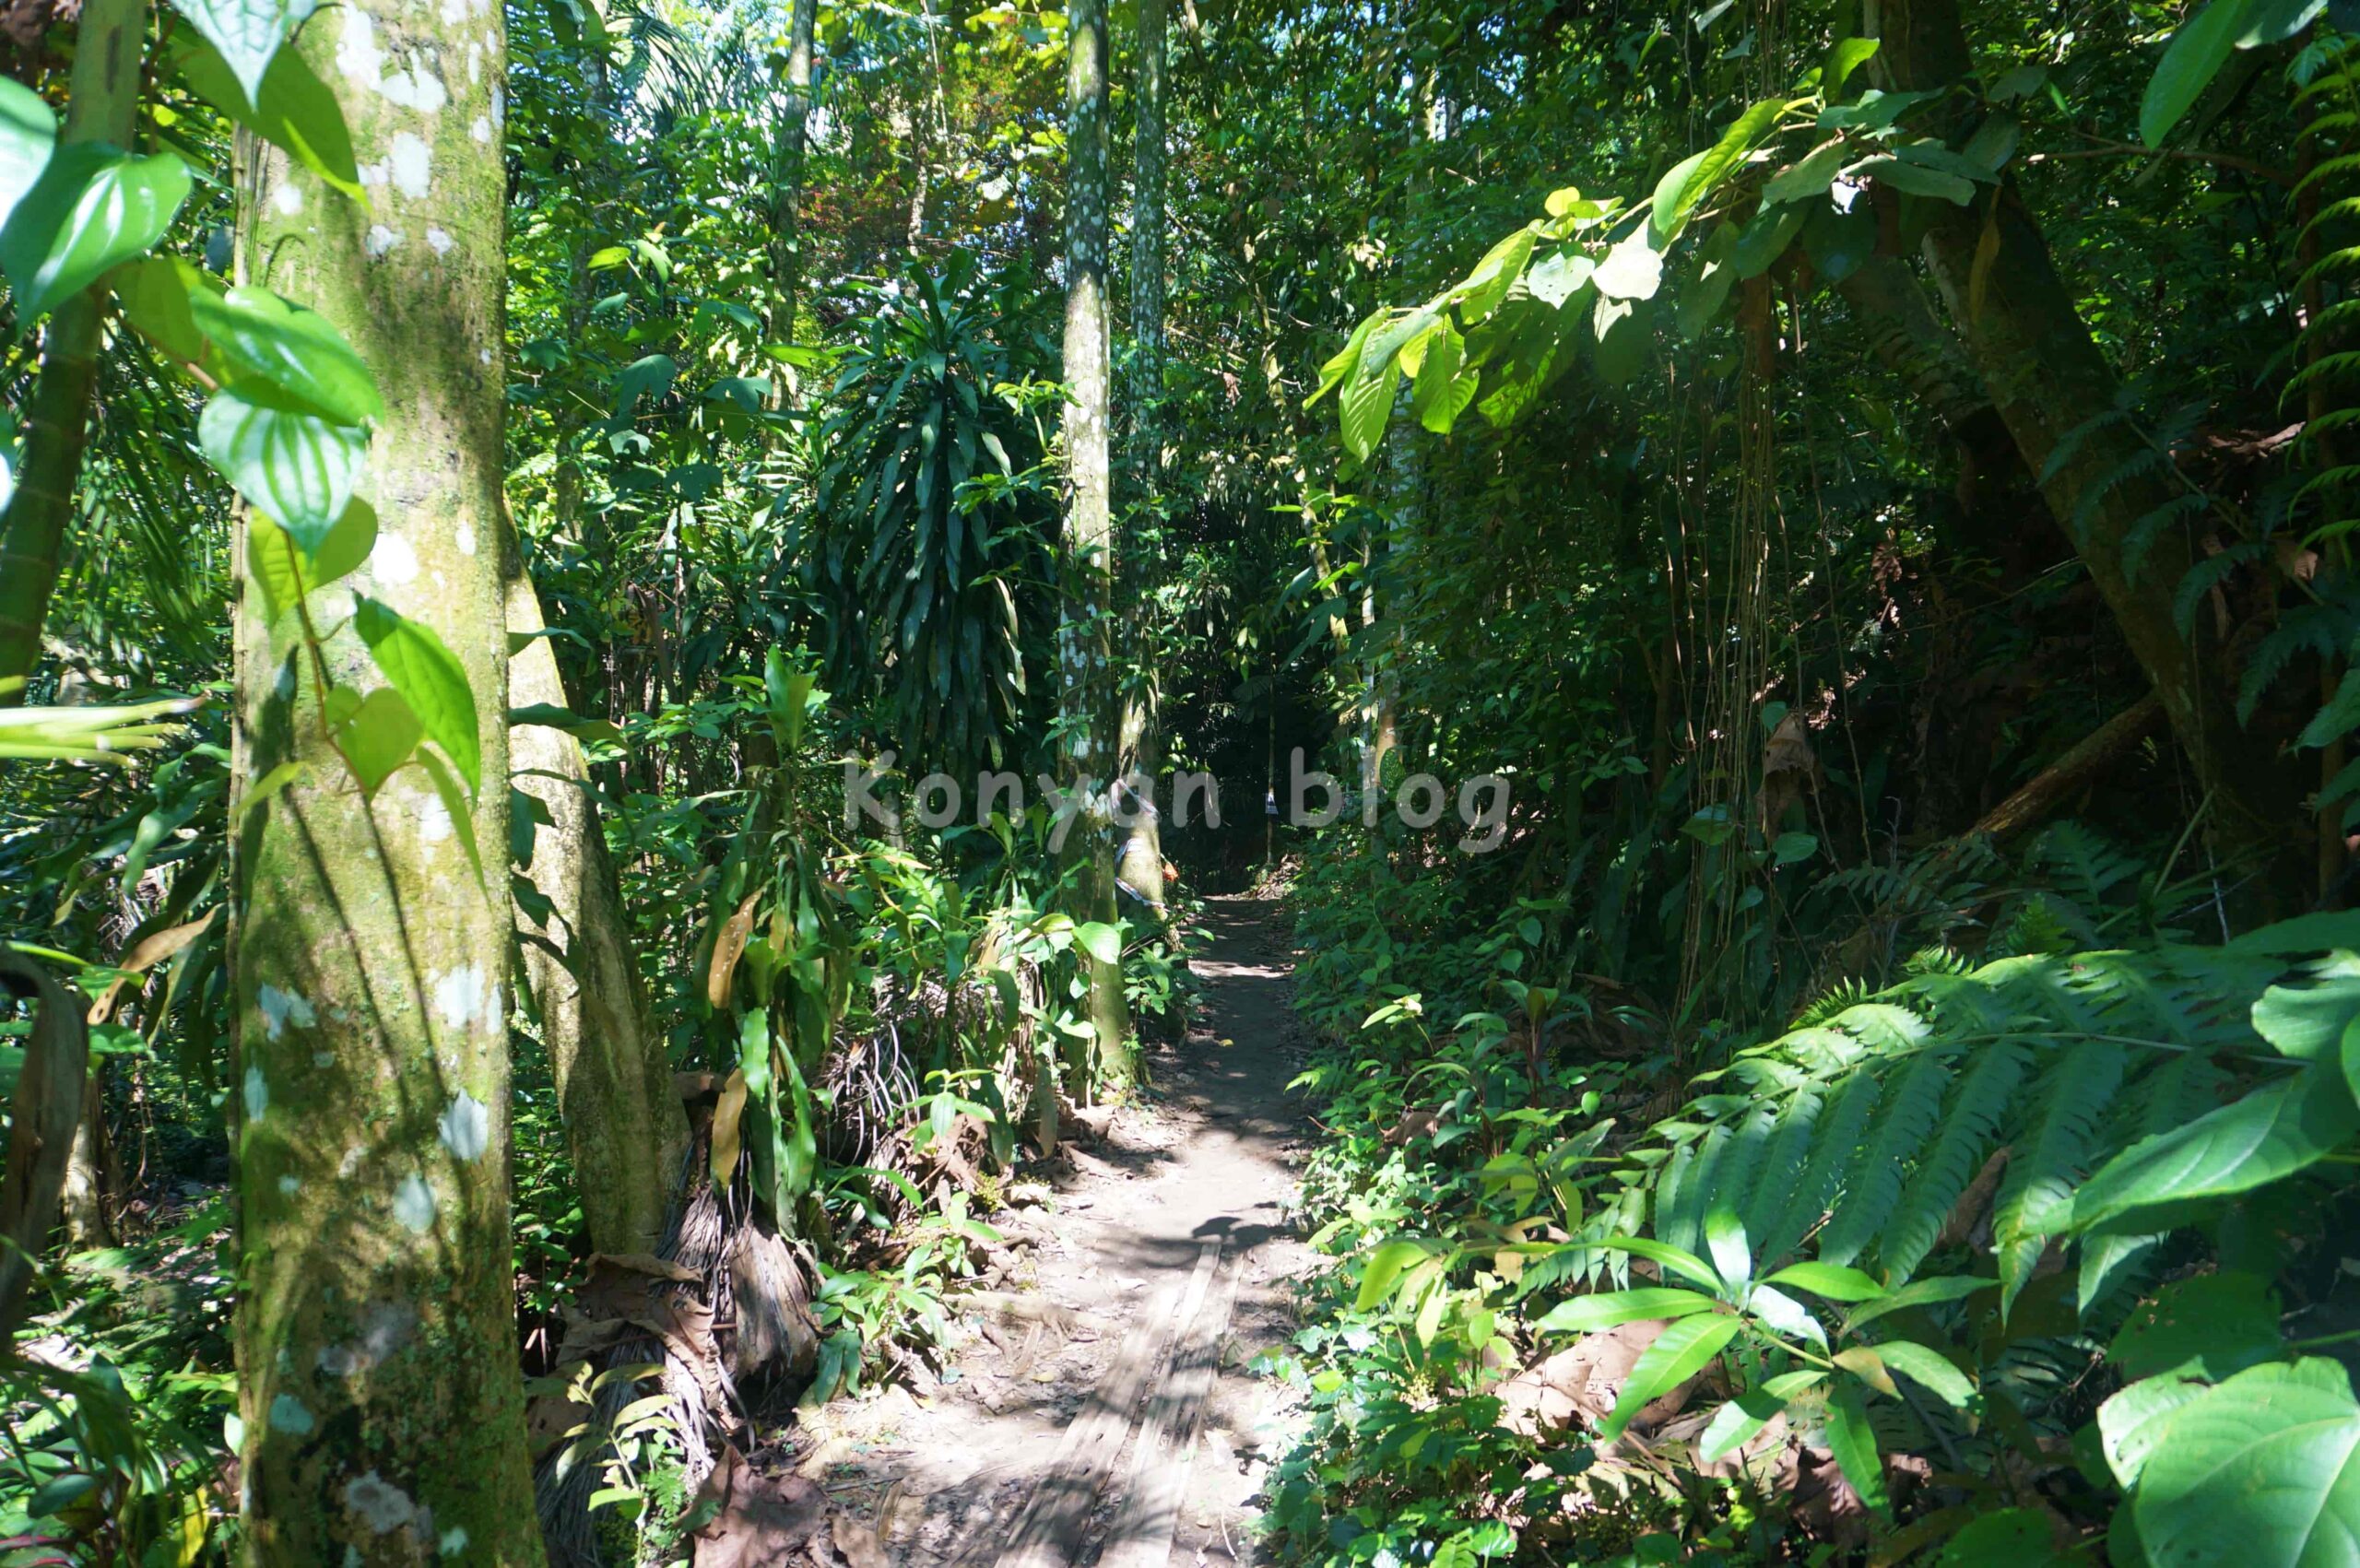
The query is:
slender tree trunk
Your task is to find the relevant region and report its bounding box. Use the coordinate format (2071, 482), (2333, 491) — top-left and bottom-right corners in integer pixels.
(1866, 0), (2301, 892)
(1060, 0), (1128, 1086)
(767, 0), (816, 408)
(0, 0), (147, 701)
(507, 563), (690, 1256)
(1115, 0), (1168, 914)
(229, 0), (543, 1556)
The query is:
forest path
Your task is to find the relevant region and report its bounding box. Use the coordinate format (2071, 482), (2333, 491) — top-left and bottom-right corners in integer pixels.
(797, 894), (1316, 1568)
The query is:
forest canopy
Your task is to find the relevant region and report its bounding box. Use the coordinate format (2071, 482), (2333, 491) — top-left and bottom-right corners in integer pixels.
(7, 0), (2360, 1563)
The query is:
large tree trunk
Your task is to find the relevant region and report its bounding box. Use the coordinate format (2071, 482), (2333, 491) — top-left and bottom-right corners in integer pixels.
(228, 0), (544, 1557)
(508, 566), (690, 1256)
(1866, 0), (2301, 891)
(0, 0), (147, 701)
(1060, 0), (1129, 1085)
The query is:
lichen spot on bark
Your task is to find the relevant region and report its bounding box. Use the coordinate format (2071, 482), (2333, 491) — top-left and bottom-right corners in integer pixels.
(388, 133), (432, 199)
(343, 1471), (417, 1535)
(243, 1067), (270, 1121)
(392, 1174), (435, 1233)
(258, 984), (315, 1041)
(438, 1091), (490, 1161)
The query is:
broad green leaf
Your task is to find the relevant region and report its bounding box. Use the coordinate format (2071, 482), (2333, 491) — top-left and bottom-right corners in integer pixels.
(1705, 1209), (1751, 1290)
(1932, 1508), (2084, 1567)
(246, 506), (375, 620)
(414, 746), (488, 891)
(1597, 1312), (1742, 1440)
(1744, 1284), (1827, 1350)
(111, 255), (218, 368)
(2142, 0), (2250, 148)
(354, 596), (482, 795)
(2254, 958), (2360, 1060)
(1453, 225), (1538, 324)
(2132, 1358), (2360, 1566)
(1651, 98), (1789, 243)
(1698, 1370), (1823, 1462)
(201, 387), (366, 550)
(2098, 1372), (2206, 1487)
(0, 78), (55, 232)
(1731, 202), (1808, 279)
(1803, 201), (1875, 282)
(1765, 1261), (1884, 1302)
(331, 686), (420, 795)
(1825, 1377), (1889, 1515)
(1848, 154), (1976, 206)
(1873, 1341), (1976, 1409)
(1843, 1274), (1992, 1330)
(1075, 921), (1123, 966)
(1521, 247), (1593, 309)
(2108, 1270), (2281, 1382)
(1356, 1238), (1439, 1311)
(165, 0), (322, 110)
(1308, 312), (1382, 409)
(2239, 0), (2326, 44)
(190, 286), (383, 425)
(170, 29), (359, 196)
(2059, 1067), (2358, 1235)
(1763, 139), (1847, 206)
(1593, 226), (1664, 301)
(1534, 1288), (1717, 1335)
(1819, 88), (1935, 133)
(2302, 666), (2360, 750)
(614, 353), (678, 415)
(1823, 37), (1880, 97)
(1, 145), (192, 319)
(1339, 348), (1400, 463)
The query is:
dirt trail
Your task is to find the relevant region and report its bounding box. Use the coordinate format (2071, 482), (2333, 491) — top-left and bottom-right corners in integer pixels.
(796, 894), (1314, 1568)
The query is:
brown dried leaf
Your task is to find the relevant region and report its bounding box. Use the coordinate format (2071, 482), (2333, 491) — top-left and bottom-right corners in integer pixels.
(691, 1446), (831, 1568)
(707, 890), (761, 1009)
(711, 1068), (749, 1187)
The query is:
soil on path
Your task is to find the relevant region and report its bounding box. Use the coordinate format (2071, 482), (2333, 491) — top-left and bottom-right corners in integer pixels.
(796, 895), (1315, 1568)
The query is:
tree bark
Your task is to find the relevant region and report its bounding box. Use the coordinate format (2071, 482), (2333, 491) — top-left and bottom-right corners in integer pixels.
(1971, 695), (2164, 840)
(228, 0), (543, 1556)
(508, 567), (690, 1256)
(1115, 0), (1168, 915)
(0, 0), (148, 701)
(1060, 0), (1128, 1084)
(1866, 0), (2302, 891)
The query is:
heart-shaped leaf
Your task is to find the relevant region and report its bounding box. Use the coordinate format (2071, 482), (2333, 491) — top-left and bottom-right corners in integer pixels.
(0, 78), (55, 233)
(1, 145), (191, 319)
(165, 0), (321, 112)
(201, 386), (367, 550)
(354, 596), (482, 796)
(331, 686), (421, 795)
(190, 286), (382, 425)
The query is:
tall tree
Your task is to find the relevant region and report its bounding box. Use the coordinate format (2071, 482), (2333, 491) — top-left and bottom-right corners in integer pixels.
(1864, 0), (2301, 890)
(508, 562), (690, 1256)
(0, 0), (147, 700)
(229, 0), (544, 1557)
(1061, 0), (1128, 1083)
(1116, 0), (1169, 914)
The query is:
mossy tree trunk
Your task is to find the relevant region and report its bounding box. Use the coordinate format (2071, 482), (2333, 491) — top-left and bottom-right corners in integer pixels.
(507, 561), (690, 1256)
(1866, 0), (2303, 893)
(228, 0), (544, 1558)
(0, 0), (147, 700)
(766, 0), (817, 411)
(1060, 0), (1128, 1086)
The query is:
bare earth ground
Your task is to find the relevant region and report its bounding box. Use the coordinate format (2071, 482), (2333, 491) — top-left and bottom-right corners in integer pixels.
(791, 894), (1316, 1568)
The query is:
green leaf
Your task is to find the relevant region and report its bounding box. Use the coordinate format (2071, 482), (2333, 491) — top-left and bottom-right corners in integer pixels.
(331, 686), (421, 795)
(508, 703), (623, 747)
(1848, 154), (1976, 205)
(1594, 226), (1664, 301)
(1932, 1509), (2083, 1567)
(2098, 1372), (2207, 1487)
(1592, 1234), (1725, 1292)
(1356, 1238), (1439, 1311)
(189, 286), (383, 425)
(2239, 0), (2326, 44)
(1764, 1261), (1884, 1302)
(1597, 1312), (1742, 1441)
(1763, 139), (1847, 206)
(2141, 0), (2250, 148)
(0, 144), (192, 319)
(1534, 1288), (1718, 1335)
(1339, 346), (1400, 464)
(2301, 666), (2360, 750)
(1873, 1340), (1976, 1409)
(2132, 1359), (2360, 1566)
(165, 0), (321, 111)
(245, 501), (373, 619)
(200, 386), (367, 551)
(415, 745), (488, 892)
(354, 596), (482, 796)
(1075, 920), (1123, 966)
(170, 29), (359, 196)
(1731, 202), (1809, 279)
(111, 254), (218, 367)
(2254, 958), (2360, 1060)
(2059, 1067), (2359, 1235)
(1652, 98), (1788, 243)
(1705, 1208), (1751, 1290)
(1843, 1274), (1992, 1331)
(0, 78), (56, 233)
(1824, 1377), (1889, 1515)
(1823, 37), (1881, 97)
(1802, 200), (1876, 283)
(2108, 1271), (2282, 1382)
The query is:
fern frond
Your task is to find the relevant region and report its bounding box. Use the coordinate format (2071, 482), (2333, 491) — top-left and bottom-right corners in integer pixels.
(1817, 1053), (1953, 1267)
(1740, 1087), (1823, 1268)
(1876, 1043), (2029, 1281)
(1990, 1041), (2129, 1314)
(1755, 1068), (1882, 1267)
